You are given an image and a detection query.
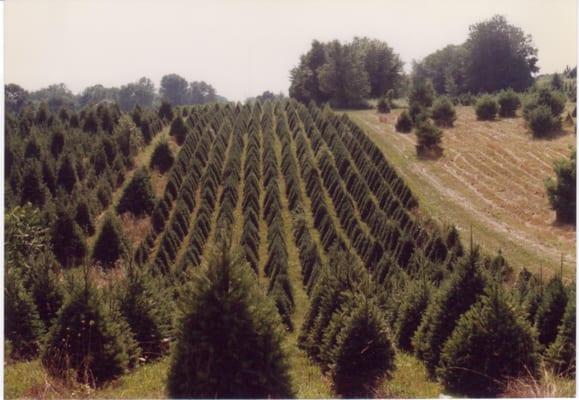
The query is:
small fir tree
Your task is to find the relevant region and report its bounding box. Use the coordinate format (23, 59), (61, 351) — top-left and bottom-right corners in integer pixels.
(395, 110), (413, 133)
(167, 242), (294, 398)
(475, 95), (499, 120)
(534, 275), (568, 347)
(51, 209), (87, 267)
(150, 140), (174, 173)
(169, 117), (188, 145)
(92, 213), (127, 267)
(431, 96), (457, 127)
(116, 167), (156, 217)
(544, 285), (576, 377)
(57, 155), (78, 194)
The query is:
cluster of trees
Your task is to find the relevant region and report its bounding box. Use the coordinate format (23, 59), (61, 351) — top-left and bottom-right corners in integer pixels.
(412, 15), (539, 96)
(5, 74), (224, 114)
(289, 37), (403, 108)
(5, 99), (575, 398)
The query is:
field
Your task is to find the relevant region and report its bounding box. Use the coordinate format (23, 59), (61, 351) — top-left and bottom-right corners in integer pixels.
(4, 99), (575, 398)
(349, 106), (576, 279)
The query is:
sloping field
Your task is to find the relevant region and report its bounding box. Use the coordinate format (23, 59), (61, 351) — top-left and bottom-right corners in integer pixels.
(348, 106), (576, 278)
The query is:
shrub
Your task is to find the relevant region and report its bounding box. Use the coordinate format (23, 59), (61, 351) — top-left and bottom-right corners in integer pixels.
(332, 299), (395, 397)
(498, 89), (521, 117)
(167, 243), (293, 398)
(431, 96), (457, 127)
(42, 277), (138, 385)
(534, 276), (568, 347)
(117, 167), (156, 217)
(51, 209), (87, 267)
(475, 95), (499, 120)
(150, 140), (174, 173)
(528, 105), (559, 137)
(544, 285), (576, 377)
(409, 102), (429, 124)
(409, 79), (435, 108)
(376, 96), (391, 114)
(395, 111), (412, 133)
(413, 249), (487, 376)
(438, 285), (538, 397)
(415, 120), (443, 154)
(92, 213), (127, 267)
(545, 148), (576, 223)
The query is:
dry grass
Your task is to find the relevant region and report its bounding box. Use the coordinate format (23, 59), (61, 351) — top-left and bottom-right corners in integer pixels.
(501, 367), (576, 398)
(349, 106), (576, 279)
(119, 212), (152, 246)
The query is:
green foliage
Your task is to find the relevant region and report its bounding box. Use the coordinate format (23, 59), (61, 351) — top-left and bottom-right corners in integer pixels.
(415, 120), (443, 152)
(57, 155), (77, 193)
(116, 265), (172, 360)
(169, 117), (188, 145)
(534, 276), (568, 347)
(92, 213), (127, 267)
(149, 140), (174, 173)
(332, 298), (395, 397)
(167, 244), (294, 398)
(438, 285), (538, 396)
(523, 87), (566, 124)
(409, 79), (435, 108)
(377, 96), (391, 113)
(544, 285), (576, 377)
(527, 105), (560, 137)
(395, 110), (413, 133)
(395, 279), (431, 352)
(413, 249), (487, 376)
(497, 89), (521, 117)
(75, 200), (95, 236)
(27, 254), (64, 330)
(475, 95), (499, 120)
(5, 270), (44, 360)
(5, 204), (50, 268)
(21, 163), (47, 207)
(545, 147), (575, 223)
(51, 209), (87, 267)
(158, 101), (174, 121)
(42, 276), (138, 385)
(117, 167), (156, 216)
(431, 96), (457, 127)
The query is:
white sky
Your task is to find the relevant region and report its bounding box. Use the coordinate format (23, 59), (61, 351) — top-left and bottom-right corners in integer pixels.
(4, 0), (578, 101)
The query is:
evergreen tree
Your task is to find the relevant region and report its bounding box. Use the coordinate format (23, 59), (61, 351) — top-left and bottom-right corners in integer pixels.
(534, 275), (568, 347)
(21, 163), (46, 207)
(438, 285), (538, 397)
(169, 117), (188, 145)
(545, 148), (576, 224)
(497, 89), (521, 117)
(57, 155), (78, 193)
(150, 140), (174, 173)
(409, 79), (435, 108)
(51, 209), (87, 267)
(431, 96), (457, 127)
(395, 110), (413, 133)
(50, 130), (65, 159)
(75, 200), (95, 236)
(475, 95), (499, 120)
(395, 279), (431, 351)
(27, 254), (64, 331)
(332, 298), (395, 397)
(42, 275), (138, 385)
(167, 244), (294, 398)
(158, 101), (174, 122)
(5, 270), (44, 360)
(116, 265), (172, 360)
(412, 248), (487, 375)
(116, 167), (156, 216)
(42, 160), (57, 195)
(24, 138), (41, 159)
(92, 213), (127, 267)
(545, 285), (576, 377)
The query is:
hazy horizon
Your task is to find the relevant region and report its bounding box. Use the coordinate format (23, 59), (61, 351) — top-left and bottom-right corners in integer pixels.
(5, 0), (578, 101)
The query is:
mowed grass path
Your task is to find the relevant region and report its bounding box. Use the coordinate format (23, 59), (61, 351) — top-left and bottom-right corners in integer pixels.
(348, 106), (576, 279)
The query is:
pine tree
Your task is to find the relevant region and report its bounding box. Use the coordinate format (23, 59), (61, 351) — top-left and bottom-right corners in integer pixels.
(42, 275), (138, 385)
(395, 278), (431, 352)
(116, 167), (156, 216)
(75, 200), (95, 236)
(412, 248), (487, 376)
(51, 209), (87, 267)
(169, 117), (188, 145)
(395, 110), (413, 133)
(158, 101), (174, 122)
(332, 297), (395, 397)
(534, 276), (568, 347)
(438, 285), (538, 397)
(27, 254), (64, 330)
(50, 131), (65, 159)
(544, 285), (576, 377)
(5, 270), (44, 360)
(21, 163), (47, 207)
(167, 243), (294, 398)
(116, 264), (172, 360)
(92, 213), (127, 267)
(57, 155), (77, 194)
(149, 140), (174, 173)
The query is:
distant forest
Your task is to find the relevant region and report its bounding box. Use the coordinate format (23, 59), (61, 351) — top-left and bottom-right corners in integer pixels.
(5, 74), (227, 114)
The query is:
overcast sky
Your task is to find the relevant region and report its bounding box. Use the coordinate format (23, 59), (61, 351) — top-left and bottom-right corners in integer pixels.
(5, 0), (577, 101)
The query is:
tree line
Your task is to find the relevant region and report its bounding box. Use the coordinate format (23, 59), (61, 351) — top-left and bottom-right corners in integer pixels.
(5, 74), (226, 114)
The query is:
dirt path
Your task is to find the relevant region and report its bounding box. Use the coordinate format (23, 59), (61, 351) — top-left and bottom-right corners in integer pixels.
(349, 107), (576, 279)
